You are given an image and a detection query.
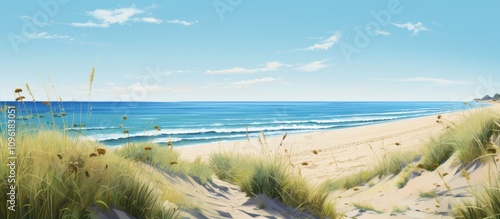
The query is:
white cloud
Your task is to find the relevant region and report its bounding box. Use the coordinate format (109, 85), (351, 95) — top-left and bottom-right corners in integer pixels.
(392, 22), (429, 35)
(206, 61), (284, 75)
(304, 32), (341, 51)
(379, 77), (467, 86)
(163, 69), (190, 76)
(297, 60), (328, 72)
(89, 7), (143, 25)
(70, 21), (110, 28)
(138, 17), (162, 24)
(374, 29), (390, 36)
(166, 19), (199, 26)
(71, 6), (165, 28)
(26, 32), (71, 40)
(232, 77), (278, 86)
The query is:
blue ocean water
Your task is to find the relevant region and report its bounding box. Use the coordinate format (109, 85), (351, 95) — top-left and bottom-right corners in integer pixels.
(0, 101), (489, 146)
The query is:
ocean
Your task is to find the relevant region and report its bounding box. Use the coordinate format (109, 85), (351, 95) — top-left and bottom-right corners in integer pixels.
(0, 101), (488, 147)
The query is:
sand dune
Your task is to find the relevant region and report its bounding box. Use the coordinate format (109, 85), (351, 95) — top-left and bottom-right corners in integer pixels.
(174, 102), (499, 218)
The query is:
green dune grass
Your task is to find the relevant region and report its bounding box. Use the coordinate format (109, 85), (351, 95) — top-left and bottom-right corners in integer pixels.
(0, 130), (182, 219)
(209, 149), (338, 218)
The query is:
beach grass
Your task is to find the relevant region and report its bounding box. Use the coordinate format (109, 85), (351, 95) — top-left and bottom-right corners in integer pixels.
(209, 150), (337, 218)
(391, 205), (410, 214)
(452, 177), (500, 218)
(323, 150), (419, 190)
(420, 110), (499, 170)
(352, 201), (383, 214)
(450, 112), (500, 218)
(1, 76), (186, 218)
(419, 190), (437, 199)
(0, 130), (181, 219)
(115, 142), (213, 184)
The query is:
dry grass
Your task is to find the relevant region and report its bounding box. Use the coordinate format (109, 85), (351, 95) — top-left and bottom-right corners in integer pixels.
(0, 70), (186, 218)
(419, 190), (437, 199)
(352, 201), (383, 214)
(0, 131), (181, 219)
(115, 142), (213, 185)
(323, 150), (419, 190)
(452, 177), (500, 218)
(420, 110), (499, 170)
(209, 147), (337, 218)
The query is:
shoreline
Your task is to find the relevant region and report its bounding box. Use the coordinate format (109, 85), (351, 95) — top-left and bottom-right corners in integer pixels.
(177, 102), (498, 182)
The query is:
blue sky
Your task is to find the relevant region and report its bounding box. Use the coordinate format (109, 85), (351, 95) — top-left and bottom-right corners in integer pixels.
(1, 0), (499, 101)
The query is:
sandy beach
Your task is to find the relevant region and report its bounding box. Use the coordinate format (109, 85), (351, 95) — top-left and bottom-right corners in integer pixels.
(174, 102), (500, 218)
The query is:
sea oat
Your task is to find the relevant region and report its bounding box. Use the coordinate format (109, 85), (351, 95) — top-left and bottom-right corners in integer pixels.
(68, 162), (78, 173)
(14, 88), (22, 93)
(487, 148), (497, 154)
(460, 169), (470, 180)
(89, 67), (95, 88)
(97, 148), (106, 155)
(26, 84), (35, 101)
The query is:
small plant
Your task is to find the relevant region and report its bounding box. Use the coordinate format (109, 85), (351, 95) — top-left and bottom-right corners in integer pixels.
(352, 202), (383, 214)
(452, 177), (500, 218)
(419, 191), (437, 199)
(396, 164), (419, 188)
(324, 150), (419, 190)
(392, 205), (410, 214)
(209, 150), (337, 218)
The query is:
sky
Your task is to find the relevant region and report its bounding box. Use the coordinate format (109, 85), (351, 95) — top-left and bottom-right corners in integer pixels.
(1, 0), (500, 101)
